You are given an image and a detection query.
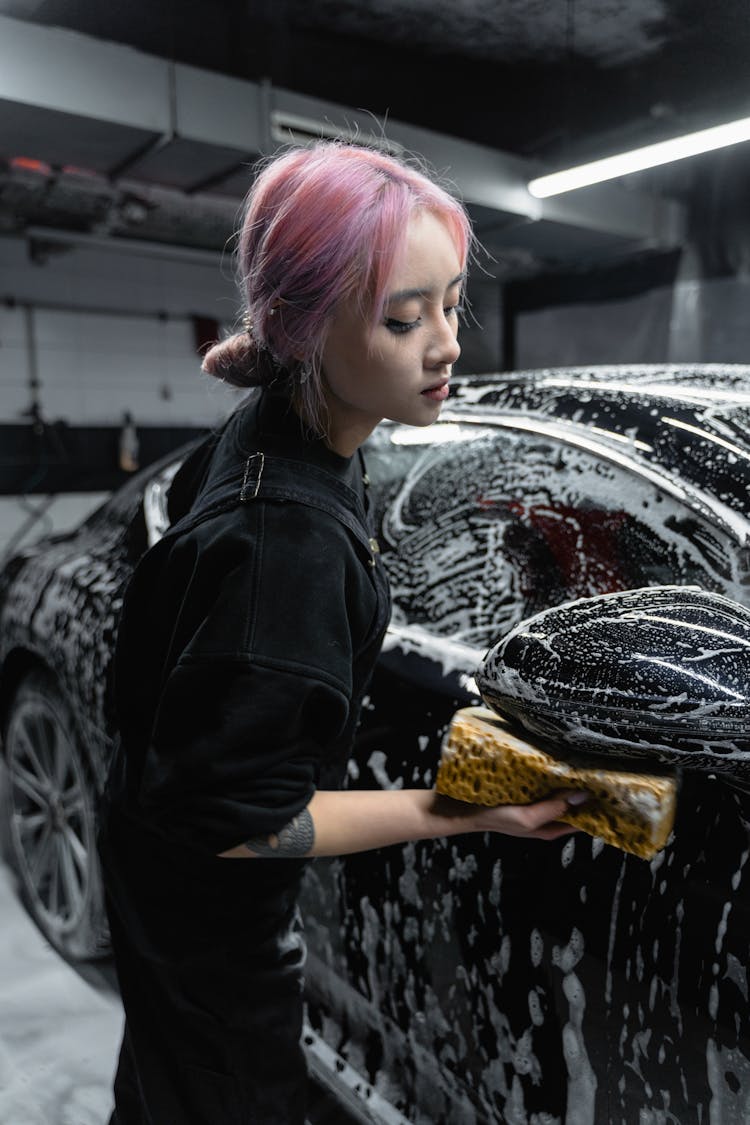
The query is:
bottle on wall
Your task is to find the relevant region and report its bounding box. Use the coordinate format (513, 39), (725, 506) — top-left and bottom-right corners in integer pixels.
(118, 411), (140, 473)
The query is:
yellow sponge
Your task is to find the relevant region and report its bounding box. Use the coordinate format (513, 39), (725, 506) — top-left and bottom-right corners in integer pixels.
(436, 706), (677, 860)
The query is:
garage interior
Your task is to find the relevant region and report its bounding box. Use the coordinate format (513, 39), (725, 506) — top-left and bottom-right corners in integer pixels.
(1, 3), (750, 1123)
(2, 4), (750, 521)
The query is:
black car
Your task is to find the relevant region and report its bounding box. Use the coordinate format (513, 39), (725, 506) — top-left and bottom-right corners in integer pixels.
(2, 366), (750, 1124)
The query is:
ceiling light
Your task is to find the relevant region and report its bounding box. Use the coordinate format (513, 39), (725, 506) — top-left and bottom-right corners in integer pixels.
(528, 116), (750, 197)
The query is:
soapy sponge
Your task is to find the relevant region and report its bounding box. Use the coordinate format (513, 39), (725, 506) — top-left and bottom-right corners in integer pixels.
(436, 706), (677, 860)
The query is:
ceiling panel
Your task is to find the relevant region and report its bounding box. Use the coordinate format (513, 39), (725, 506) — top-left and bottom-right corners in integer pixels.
(5, 0), (749, 164)
(0, 99), (158, 174)
(124, 137), (255, 194)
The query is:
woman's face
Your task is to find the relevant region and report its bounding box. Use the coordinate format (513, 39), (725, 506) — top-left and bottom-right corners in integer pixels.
(320, 209), (464, 456)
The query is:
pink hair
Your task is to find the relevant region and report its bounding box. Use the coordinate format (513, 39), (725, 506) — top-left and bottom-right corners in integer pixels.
(202, 142), (472, 434)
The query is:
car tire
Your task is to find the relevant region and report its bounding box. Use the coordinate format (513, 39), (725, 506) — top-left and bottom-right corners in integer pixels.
(1, 668), (109, 961)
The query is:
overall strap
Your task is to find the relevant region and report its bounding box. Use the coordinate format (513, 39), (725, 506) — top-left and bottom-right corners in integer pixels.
(238, 453), (378, 563)
(154, 450), (379, 568)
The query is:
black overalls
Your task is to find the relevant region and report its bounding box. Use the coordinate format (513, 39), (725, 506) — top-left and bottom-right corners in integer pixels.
(98, 389), (390, 1124)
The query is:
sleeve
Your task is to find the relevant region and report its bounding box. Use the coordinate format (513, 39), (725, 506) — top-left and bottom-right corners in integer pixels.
(139, 658), (349, 853)
(120, 500), (377, 854)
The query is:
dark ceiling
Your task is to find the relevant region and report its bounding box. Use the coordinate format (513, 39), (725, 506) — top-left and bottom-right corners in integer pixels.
(5, 0), (750, 166)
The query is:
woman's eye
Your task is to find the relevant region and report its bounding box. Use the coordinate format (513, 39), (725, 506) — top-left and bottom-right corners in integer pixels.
(445, 303), (464, 319)
(385, 317), (420, 334)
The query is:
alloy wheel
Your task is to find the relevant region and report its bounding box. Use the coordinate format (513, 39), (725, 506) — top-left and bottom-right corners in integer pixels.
(4, 674), (105, 959)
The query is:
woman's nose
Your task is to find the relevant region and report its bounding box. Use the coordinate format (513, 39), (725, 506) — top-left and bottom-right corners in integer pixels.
(428, 317), (461, 368)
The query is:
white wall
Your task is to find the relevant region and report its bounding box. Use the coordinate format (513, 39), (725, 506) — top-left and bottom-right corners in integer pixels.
(516, 275), (750, 369)
(0, 234), (243, 429)
(0, 234), (247, 556)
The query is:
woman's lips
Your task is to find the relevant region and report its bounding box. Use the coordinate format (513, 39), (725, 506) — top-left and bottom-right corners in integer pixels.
(421, 382), (450, 402)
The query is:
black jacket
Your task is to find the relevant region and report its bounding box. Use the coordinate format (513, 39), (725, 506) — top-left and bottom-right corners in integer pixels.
(105, 388), (391, 861)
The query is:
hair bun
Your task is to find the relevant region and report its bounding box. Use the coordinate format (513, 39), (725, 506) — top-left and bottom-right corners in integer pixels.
(201, 332), (263, 388)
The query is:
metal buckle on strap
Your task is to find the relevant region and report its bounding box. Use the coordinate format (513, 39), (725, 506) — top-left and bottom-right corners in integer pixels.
(240, 452), (265, 501)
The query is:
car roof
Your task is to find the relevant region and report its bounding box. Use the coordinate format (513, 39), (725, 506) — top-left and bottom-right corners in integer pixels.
(441, 366), (750, 542)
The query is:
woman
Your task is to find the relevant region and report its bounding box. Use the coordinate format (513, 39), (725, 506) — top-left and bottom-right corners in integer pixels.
(99, 142), (585, 1124)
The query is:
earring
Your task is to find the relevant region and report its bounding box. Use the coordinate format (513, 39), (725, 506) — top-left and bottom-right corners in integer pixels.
(298, 360), (312, 385)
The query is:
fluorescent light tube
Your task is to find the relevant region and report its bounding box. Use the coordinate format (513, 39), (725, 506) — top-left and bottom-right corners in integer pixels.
(528, 116), (750, 198)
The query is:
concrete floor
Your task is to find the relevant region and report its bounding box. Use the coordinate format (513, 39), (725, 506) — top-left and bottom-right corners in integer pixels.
(0, 861), (121, 1125)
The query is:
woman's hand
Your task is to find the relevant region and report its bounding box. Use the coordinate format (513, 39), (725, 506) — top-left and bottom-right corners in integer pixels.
(454, 790), (589, 842)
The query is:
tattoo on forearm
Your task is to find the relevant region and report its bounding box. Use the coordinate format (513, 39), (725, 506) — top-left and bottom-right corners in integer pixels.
(244, 808), (315, 858)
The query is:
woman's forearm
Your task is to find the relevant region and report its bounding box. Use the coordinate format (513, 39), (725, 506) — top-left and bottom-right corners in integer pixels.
(218, 786), (586, 859)
(310, 788), (479, 855)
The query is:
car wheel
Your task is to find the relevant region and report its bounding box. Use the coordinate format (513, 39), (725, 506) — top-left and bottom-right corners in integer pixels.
(1, 668), (109, 961)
